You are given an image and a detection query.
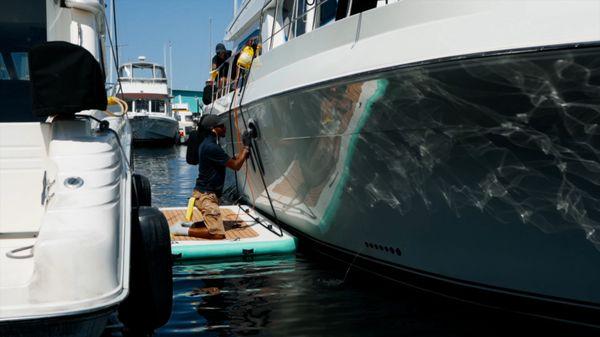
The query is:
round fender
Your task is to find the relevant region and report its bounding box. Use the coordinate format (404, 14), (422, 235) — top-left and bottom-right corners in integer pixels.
(132, 173), (151, 207)
(119, 206), (172, 334)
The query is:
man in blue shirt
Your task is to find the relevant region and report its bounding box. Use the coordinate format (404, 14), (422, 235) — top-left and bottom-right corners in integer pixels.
(188, 114), (249, 239)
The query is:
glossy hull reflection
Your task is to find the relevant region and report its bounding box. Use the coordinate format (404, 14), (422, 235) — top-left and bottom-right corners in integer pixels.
(130, 115), (178, 143)
(226, 46), (600, 323)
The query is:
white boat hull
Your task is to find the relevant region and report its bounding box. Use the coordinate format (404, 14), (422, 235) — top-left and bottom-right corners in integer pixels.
(224, 45), (600, 325)
(0, 307), (113, 337)
(130, 115), (179, 143)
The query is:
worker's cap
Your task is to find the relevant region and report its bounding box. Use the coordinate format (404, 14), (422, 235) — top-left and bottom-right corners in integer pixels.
(215, 43), (226, 53)
(200, 114), (223, 129)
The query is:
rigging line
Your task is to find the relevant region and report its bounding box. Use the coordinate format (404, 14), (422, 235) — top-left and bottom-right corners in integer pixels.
(226, 74), (245, 197)
(112, 0), (121, 95)
(232, 47), (284, 237)
(102, 6), (124, 98)
(342, 245), (366, 284)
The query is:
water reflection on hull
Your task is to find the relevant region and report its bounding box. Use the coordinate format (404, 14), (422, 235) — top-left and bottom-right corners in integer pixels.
(228, 46), (600, 324)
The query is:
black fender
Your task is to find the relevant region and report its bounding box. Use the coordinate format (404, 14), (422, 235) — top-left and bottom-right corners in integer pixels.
(118, 206), (173, 334)
(131, 173), (151, 207)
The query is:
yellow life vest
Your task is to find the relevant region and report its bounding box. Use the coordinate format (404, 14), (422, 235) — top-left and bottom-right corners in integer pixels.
(237, 46), (254, 70)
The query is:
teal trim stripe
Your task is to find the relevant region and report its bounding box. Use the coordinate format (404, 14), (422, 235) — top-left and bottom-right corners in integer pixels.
(319, 79), (389, 231)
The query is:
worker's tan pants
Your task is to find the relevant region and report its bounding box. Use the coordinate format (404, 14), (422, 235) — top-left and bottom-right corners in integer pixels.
(192, 190), (225, 235)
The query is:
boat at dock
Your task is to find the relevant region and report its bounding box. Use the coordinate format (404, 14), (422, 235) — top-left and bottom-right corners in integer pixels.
(116, 57), (179, 144)
(0, 1), (172, 335)
(205, 0), (600, 326)
(172, 102), (196, 144)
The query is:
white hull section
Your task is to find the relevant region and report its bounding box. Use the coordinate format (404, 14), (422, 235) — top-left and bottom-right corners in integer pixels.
(214, 0), (600, 324)
(130, 114), (179, 142)
(210, 0), (600, 114)
(0, 117), (132, 325)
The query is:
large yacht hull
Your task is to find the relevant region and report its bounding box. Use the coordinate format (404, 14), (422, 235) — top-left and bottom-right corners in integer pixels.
(226, 46), (600, 325)
(130, 115), (179, 143)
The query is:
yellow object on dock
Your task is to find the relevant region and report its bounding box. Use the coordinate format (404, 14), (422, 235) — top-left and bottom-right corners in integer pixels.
(185, 197), (195, 221)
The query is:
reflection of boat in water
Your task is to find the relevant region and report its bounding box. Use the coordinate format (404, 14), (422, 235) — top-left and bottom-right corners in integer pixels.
(117, 57), (179, 144)
(206, 0), (600, 326)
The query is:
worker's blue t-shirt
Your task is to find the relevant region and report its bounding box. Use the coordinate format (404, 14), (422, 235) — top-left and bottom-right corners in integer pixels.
(195, 134), (230, 197)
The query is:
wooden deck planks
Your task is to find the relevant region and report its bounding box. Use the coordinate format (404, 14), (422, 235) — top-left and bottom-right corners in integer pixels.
(162, 208), (259, 241)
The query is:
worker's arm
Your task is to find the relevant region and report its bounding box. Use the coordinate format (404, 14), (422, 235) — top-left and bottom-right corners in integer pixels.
(225, 147), (250, 171)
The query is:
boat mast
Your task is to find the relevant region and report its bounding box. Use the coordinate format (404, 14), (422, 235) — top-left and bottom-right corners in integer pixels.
(169, 40), (173, 96)
(108, 0), (114, 85)
(208, 17), (212, 72)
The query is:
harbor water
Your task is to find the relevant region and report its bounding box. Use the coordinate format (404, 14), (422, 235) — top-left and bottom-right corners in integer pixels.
(103, 146), (595, 337)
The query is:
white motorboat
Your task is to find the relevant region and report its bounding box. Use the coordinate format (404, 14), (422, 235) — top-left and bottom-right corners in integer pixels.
(117, 58), (179, 144)
(172, 102), (196, 144)
(206, 0), (600, 326)
(0, 1), (172, 336)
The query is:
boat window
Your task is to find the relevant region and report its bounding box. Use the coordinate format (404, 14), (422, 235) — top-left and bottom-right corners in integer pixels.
(119, 65), (132, 78)
(154, 67), (166, 79)
(151, 100), (165, 113)
(341, 0), (378, 17)
(132, 65), (153, 79)
(125, 99), (133, 112)
(281, 0), (294, 40)
(134, 99), (149, 112)
(317, 0), (337, 27)
(0, 54), (9, 80)
(294, 0), (307, 37)
(11, 52), (29, 81)
(0, 0), (46, 122)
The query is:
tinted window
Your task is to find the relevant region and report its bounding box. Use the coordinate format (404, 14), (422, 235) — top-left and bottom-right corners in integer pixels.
(134, 99), (149, 112)
(0, 54), (9, 80)
(125, 99), (133, 112)
(11, 52), (29, 80)
(132, 65), (153, 79)
(151, 100), (165, 113)
(0, 0), (46, 122)
(119, 65), (132, 78)
(318, 0), (337, 27)
(295, 1), (306, 37)
(154, 67), (166, 79)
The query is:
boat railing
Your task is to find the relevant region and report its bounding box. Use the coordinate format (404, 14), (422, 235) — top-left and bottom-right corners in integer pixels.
(209, 0), (367, 104)
(209, 52), (239, 103)
(118, 76), (168, 83)
(261, 0), (337, 51)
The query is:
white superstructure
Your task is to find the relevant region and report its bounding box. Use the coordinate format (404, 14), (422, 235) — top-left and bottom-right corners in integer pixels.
(116, 58), (179, 143)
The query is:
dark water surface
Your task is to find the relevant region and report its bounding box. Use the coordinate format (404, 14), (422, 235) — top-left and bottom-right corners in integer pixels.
(103, 146), (595, 337)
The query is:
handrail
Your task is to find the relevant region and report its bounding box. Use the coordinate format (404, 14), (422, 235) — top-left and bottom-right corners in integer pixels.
(262, 0), (335, 49)
(208, 0), (341, 103)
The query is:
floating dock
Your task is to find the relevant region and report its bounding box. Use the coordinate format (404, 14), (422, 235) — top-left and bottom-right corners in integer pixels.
(162, 205), (296, 260)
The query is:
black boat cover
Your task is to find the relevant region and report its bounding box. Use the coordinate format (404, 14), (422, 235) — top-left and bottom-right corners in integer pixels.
(28, 41), (106, 117)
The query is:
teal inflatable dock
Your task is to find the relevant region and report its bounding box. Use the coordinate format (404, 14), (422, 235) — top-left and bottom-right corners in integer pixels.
(162, 205), (296, 260)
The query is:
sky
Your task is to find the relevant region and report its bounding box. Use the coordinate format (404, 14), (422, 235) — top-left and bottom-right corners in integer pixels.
(108, 0), (235, 91)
